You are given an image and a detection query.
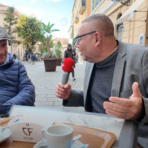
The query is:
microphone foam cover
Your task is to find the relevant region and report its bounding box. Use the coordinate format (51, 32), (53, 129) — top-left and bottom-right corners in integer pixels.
(62, 58), (75, 72)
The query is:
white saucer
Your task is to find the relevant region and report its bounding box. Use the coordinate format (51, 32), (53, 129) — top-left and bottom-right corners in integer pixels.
(34, 140), (88, 148)
(0, 128), (11, 144)
(33, 140), (48, 148)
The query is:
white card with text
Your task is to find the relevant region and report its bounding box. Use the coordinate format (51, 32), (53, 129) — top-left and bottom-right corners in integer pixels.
(9, 122), (44, 143)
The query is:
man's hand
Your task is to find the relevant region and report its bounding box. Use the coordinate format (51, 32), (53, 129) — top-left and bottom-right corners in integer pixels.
(103, 82), (143, 120)
(55, 83), (71, 100)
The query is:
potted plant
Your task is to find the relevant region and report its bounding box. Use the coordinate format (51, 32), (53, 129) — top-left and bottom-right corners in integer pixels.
(55, 47), (62, 66)
(43, 52), (58, 72)
(41, 22), (60, 72)
(55, 40), (63, 66)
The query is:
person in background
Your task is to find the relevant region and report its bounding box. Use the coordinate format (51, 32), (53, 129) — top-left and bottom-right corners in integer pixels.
(31, 53), (36, 65)
(0, 26), (35, 105)
(64, 44), (76, 81)
(27, 53), (31, 63)
(13, 53), (17, 59)
(72, 48), (78, 63)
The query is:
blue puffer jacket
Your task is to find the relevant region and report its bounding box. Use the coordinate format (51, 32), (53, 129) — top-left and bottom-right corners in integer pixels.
(0, 53), (35, 105)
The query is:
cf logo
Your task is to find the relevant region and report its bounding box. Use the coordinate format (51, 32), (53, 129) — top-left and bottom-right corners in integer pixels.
(22, 128), (33, 136)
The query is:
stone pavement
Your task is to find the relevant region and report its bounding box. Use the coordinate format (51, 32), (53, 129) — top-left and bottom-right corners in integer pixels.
(22, 61), (85, 112)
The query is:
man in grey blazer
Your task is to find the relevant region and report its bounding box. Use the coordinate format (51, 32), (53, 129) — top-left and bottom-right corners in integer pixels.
(55, 14), (148, 146)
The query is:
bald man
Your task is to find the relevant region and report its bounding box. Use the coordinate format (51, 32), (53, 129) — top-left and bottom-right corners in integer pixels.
(56, 14), (148, 146)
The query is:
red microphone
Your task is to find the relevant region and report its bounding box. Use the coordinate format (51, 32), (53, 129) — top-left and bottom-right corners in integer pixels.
(61, 58), (75, 85)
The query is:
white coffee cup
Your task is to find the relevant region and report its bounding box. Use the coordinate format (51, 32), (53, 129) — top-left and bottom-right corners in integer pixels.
(34, 125), (73, 148)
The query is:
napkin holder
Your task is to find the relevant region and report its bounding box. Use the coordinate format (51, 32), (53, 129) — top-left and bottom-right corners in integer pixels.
(9, 122), (44, 143)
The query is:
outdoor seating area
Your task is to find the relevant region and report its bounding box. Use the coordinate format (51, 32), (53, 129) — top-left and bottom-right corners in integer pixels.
(0, 0), (148, 148)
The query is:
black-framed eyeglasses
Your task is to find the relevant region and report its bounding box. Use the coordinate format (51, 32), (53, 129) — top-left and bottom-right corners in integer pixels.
(75, 31), (96, 45)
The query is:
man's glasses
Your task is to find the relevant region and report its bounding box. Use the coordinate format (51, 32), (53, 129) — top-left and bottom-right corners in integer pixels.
(75, 31), (96, 45)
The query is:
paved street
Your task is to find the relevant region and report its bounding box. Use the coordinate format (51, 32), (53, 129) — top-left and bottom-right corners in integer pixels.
(22, 61), (85, 112)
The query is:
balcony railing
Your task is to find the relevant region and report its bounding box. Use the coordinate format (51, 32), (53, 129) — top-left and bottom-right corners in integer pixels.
(79, 0), (86, 15)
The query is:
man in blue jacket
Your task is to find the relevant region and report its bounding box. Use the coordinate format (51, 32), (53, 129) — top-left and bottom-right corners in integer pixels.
(0, 26), (35, 105)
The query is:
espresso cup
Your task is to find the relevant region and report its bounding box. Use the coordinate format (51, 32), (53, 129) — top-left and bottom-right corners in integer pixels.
(34, 124), (73, 148)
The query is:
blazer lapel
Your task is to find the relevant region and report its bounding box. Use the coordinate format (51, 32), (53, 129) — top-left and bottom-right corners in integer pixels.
(111, 41), (127, 97)
(84, 62), (94, 102)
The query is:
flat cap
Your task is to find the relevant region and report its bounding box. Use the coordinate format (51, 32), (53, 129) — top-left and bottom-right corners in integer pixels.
(0, 26), (12, 41)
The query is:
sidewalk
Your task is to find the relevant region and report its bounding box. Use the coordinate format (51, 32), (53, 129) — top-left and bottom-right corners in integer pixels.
(23, 61), (85, 112)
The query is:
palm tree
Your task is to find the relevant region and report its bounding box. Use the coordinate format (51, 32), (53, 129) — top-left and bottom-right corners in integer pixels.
(42, 22), (59, 57)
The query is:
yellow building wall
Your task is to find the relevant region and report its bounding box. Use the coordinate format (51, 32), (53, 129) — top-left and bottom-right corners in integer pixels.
(72, 0), (92, 37)
(124, 0), (147, 44)
(93, 0), (148, 45)
(71, 0), (148, 45)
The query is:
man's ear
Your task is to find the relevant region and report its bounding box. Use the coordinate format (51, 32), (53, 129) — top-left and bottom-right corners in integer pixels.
(95, 32), (101, 46)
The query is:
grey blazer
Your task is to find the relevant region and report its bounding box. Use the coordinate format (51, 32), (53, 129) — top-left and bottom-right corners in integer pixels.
(63, 41), (148, 125)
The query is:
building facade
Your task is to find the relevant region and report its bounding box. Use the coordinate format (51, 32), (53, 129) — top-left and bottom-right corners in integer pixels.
(69, 0), (148, 63)
(52, 38), (69, 51)
(69, 0), (92, 45)
(69, 0), (92, 63)
(0, 3), (25, 60)
(92, 0), (148, 45)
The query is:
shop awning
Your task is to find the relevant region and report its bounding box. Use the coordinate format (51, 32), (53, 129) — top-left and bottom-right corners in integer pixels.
(116, 0), (145, 25)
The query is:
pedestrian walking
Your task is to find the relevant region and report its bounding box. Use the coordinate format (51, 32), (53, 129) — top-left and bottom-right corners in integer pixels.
(31, 53), (36, 65)
(27, 54), (31, 63)
(64, 44), (76, 81)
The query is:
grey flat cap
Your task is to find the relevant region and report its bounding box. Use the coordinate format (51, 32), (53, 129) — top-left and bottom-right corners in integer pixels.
(0, 26), (12, 41)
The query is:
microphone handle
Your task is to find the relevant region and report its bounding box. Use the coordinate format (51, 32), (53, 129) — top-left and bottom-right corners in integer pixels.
(61, 72), (70, 85)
